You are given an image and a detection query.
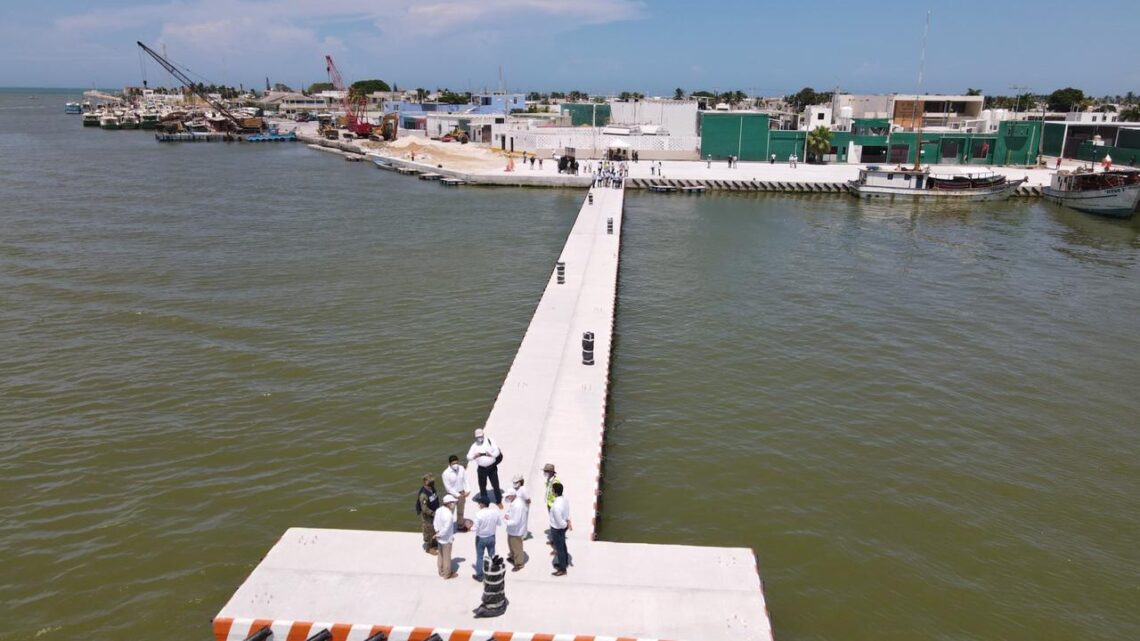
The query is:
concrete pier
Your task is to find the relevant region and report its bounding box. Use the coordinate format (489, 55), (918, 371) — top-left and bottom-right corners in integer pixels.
(214, 185), (774, 641)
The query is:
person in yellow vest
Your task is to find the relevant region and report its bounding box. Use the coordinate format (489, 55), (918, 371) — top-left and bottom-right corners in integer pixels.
(543, 463), (561, 510)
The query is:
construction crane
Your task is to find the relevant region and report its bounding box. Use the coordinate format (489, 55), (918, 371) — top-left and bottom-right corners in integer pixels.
(136, 41), (258, 132)
(324, 54), (373, 136)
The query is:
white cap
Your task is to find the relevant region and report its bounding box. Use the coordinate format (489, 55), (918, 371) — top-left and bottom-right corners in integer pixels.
(512, 473), (524, 484)
(474, 428), (485, 438)
(443, 494), (457, 504)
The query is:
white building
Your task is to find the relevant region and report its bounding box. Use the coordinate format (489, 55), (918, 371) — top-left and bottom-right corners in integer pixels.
(608, 99), (699, 136)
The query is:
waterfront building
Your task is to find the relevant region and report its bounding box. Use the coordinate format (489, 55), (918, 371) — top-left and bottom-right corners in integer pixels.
(1042, 121), (1140, 165)
(608, 98), (700, 136)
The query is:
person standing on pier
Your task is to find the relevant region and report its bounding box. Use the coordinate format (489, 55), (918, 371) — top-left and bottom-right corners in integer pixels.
(512, 473), (531, 507)
(504, 488), (528, 571)
(417, 474), (440, 554)
(442, 455), (470, 532)
(433, 495), (458, 579)
(543, 463), (561, 511)
(471, 495), (503, 582)
(467, 428), (503, 506)
(549, 482), (571, 576)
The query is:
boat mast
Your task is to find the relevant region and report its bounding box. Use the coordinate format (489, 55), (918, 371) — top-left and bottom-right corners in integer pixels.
(913, 10), (931, 171)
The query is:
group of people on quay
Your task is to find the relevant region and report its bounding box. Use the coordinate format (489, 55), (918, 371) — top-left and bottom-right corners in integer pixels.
(416, 428), (573, 581)
(594, 160), (628, 188)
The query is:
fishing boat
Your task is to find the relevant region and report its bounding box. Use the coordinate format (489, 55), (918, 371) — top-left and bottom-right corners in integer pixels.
(1042, 168), (1140, 218)
(139, 111), (160, 130)
(64, 102), (83, 114)
(120, 112), (140, 129)
(848, 166), (1026, 201)
(82, 112), (100, 127)
(99, 114), (121, 130)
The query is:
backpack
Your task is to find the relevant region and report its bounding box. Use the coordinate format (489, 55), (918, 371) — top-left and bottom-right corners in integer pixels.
(490, 437), (504, 465)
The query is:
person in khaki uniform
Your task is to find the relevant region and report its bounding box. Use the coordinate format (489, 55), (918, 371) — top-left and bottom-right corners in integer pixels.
(417, 474), (440, 554)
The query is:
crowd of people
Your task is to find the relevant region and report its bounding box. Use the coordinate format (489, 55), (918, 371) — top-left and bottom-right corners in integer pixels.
(593, 160), (628, 188)
(417, 428), (573, 582)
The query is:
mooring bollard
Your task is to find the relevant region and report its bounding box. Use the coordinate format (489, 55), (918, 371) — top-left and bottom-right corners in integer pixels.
(582, 331), (595, 365)
(606, 217), (613, 234)
(556, 261), (565, 284)
(588, 193), (594, 205)
(304, 630), (333, 641)
(362, 632), (388, 641)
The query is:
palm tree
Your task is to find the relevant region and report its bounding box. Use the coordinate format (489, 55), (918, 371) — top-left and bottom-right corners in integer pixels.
(674, 87), (685, 100)
(966, 88), (982, 96)
(806, 126), (832, 164)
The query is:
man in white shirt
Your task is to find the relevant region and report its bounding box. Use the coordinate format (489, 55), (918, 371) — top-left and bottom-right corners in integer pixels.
(441, 455), (469, 532)
(470, 495), (503, 582)
(432, 495), (458, 579)
(503, 488), (529, 571)
(548, 482), (571, 576)
(511, 473), (531, 507)
(466, 428), (503, 506)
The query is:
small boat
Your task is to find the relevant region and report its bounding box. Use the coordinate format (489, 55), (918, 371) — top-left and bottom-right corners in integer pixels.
(847, 166), (1026, 201)
(1042, 168), (1140, 218)
(245, 125), (296, 142)
(139, 111), (160, 130)
(99, 114), (121, 130)
(82, 113), (100, 127)
(119, 113), (140, 129)
(65, 102), (83, 114)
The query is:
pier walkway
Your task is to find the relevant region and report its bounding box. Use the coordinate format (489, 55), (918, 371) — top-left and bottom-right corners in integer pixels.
(214, 185), (773, 641)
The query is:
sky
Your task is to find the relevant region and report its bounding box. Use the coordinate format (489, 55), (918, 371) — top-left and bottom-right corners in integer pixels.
(1, 0), (1138, 97)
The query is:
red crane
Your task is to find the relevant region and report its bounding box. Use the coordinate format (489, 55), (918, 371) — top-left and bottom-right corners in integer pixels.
(324, 54), (373, 136)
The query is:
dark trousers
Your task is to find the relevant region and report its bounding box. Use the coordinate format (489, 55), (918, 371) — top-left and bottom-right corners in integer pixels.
(477, 464), (502, 504)
(550, 526), (568, 571)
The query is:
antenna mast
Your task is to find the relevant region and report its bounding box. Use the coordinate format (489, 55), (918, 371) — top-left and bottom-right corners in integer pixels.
(913, 10), (930, 171)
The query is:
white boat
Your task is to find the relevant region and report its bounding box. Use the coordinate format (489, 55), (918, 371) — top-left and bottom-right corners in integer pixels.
(1042, 168), (1140, 218)
(847, 166), (1026, 201)
(99, 114), (121, 130)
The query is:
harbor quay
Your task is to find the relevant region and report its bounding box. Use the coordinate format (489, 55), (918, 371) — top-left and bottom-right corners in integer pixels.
(213, 185), (774, 641)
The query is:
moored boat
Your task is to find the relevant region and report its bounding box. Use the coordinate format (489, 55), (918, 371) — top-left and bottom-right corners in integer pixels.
(139, 111), (160, 129)
(1042, 168), (1140, 218)
(99, 114), (121, 130)
(65, 102), (83, 114)
(120, 113), (140, 129)
(82, 113), (100, 127)
(847, 166), (1026, 201)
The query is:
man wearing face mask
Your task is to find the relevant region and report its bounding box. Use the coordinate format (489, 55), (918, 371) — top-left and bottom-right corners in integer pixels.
(417, 473), (441, 554)
(466, 428), (503, 507)
(441, 454), (470, 532)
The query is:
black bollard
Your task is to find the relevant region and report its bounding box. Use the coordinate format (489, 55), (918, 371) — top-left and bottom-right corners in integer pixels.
(588, 193), (594, 205)
(243, 627), (273, 641)
(363, 633), (388, 641)
(304, 630), (333, 641)
(582, 331), (595, 366)
(556, 261), (565, 284)
(606, 217), (613, 234)
(473, 554), (509, 618)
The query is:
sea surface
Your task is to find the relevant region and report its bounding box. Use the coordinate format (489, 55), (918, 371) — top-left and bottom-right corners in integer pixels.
(2, 89), (1138, 641)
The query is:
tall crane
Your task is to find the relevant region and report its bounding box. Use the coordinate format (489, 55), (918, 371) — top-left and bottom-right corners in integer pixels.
(136, 41), (254, 132)
(324, 54), (373, 136)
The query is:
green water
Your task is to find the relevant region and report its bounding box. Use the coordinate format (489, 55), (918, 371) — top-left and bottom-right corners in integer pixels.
(2, 90), (1138, 641)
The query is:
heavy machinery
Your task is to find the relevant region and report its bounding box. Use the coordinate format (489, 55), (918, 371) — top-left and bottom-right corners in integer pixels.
(136, 41), (262, 133)
(323, 55), (374, 137)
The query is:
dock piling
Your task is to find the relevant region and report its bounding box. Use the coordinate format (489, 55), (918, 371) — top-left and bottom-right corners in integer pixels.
(582, 331), (595, 365)
(556, 261), (566, 284)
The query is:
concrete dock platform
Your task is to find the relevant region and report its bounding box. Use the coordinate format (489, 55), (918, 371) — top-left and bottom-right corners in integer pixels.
(214, 528), (770, 641)
(212, 185), (773, 641)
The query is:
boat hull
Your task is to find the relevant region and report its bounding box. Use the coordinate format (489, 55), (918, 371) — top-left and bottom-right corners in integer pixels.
(1042, 183), (1140, 218)
(847, 179), (1025, 202)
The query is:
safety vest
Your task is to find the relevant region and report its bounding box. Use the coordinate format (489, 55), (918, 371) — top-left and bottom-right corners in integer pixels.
(545, 474), (561, 509)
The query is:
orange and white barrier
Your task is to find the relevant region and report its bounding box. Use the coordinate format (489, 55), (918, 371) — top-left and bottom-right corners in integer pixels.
(214, 618), (657, 641)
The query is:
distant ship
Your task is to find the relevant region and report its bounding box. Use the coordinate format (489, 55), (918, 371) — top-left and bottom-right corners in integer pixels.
(1043, 168), (1140, 218)
(847, 166), (1026, 201)
(64, 102), (83, 114)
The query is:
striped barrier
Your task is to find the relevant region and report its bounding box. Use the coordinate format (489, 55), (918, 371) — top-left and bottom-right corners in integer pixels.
(630, 178), (1041, 197)
(213, 617), (658, 641)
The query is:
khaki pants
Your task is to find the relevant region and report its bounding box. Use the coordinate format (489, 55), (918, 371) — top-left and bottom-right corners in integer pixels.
(507, 534), (525, 567)
(436, 542), (453, 577)
(421, 517), (436, 550)
(455, 494), (466, 525)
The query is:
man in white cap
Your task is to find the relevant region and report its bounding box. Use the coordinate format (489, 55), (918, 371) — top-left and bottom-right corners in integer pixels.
(511, 473), (531, 507)
(466, 428), (503, 506)
(433, 495), (458, 579)
(503, 488), (529, 571)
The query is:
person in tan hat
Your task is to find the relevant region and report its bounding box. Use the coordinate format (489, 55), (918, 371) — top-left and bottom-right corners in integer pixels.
(543, 463), (561, 510)
(417, 473), (440, 554)
(433, 495), (459, 579)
